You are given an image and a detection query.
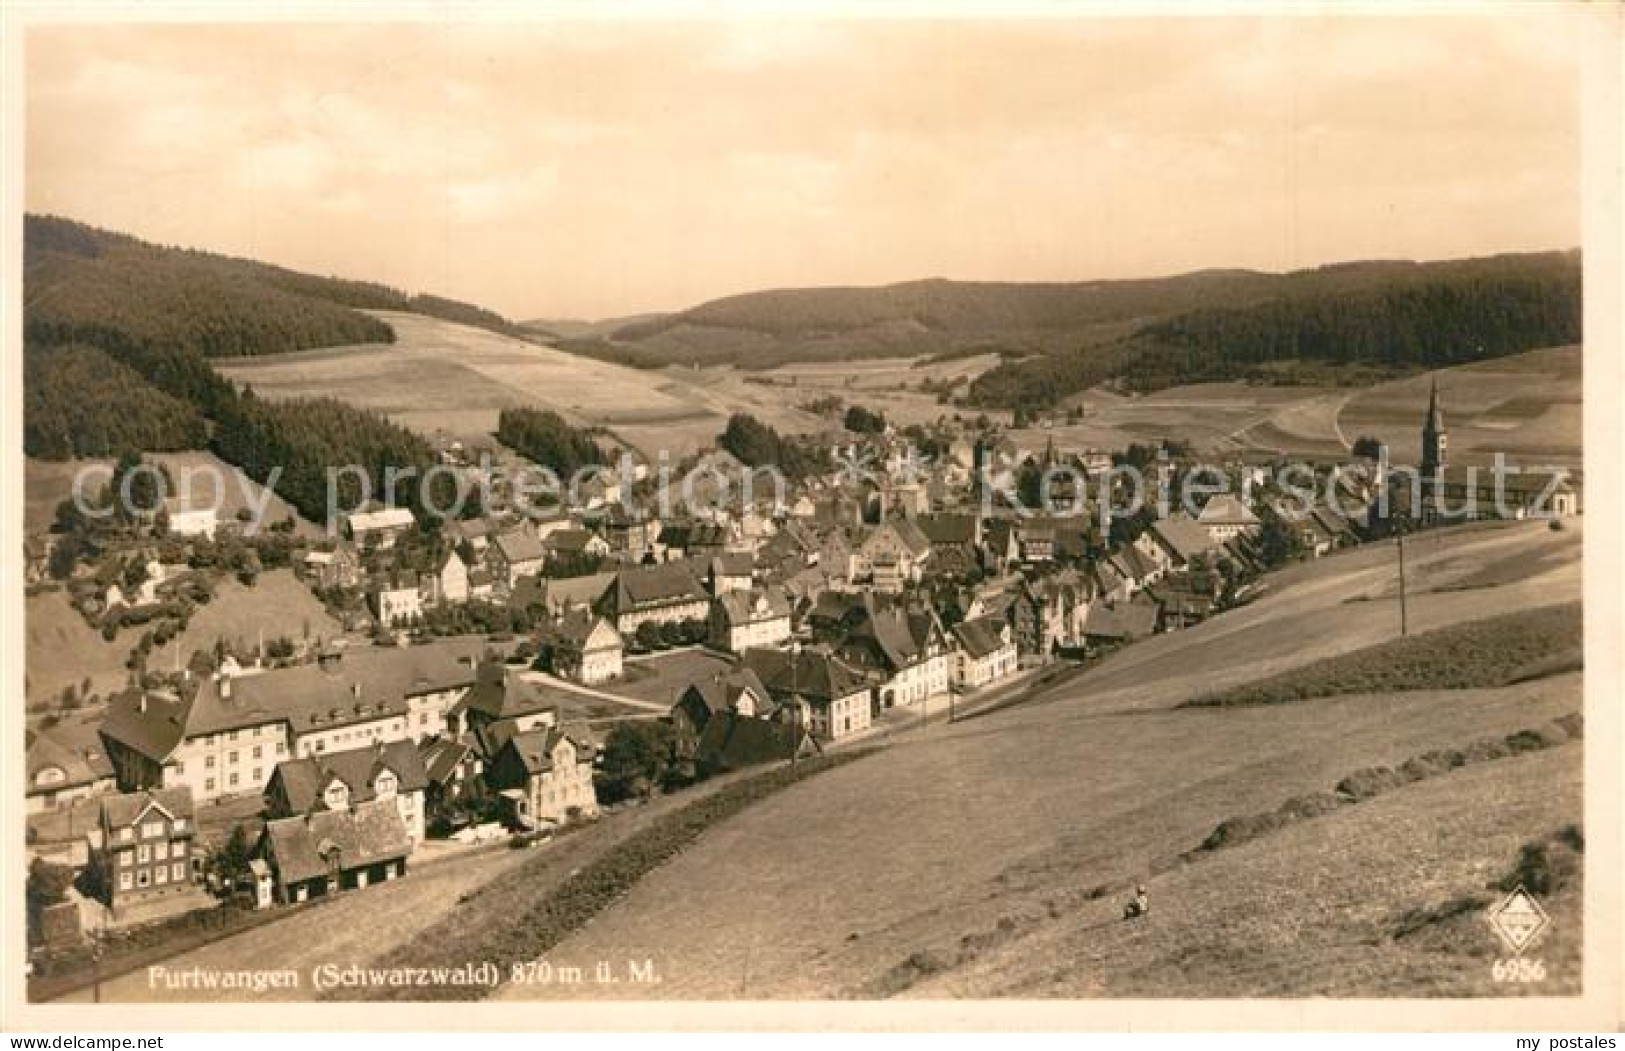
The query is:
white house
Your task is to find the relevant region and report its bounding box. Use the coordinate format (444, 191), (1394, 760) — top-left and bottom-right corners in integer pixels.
(710, 587), (793, 653)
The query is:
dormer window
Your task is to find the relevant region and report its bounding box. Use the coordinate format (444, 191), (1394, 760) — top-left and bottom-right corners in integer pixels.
(373, 771), (397, 800)
(322, 780), (350, 810)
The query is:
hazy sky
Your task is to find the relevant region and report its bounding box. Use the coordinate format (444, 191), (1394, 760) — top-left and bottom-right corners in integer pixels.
(27, 16), (1582, 320)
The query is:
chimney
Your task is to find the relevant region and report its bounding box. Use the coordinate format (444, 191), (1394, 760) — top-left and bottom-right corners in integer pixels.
(219, 676), (232, 700)
(136, 694), (148, 715)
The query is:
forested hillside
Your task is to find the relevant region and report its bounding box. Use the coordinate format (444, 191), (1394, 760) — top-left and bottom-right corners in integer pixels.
(495, 407), (608, 477)
(549, 252), (1579, 380)
(22, 215), (482, 523)
(559, 271), (1285, 369)
(966, 251), (1582, 408)
(24, 344), (209, 459)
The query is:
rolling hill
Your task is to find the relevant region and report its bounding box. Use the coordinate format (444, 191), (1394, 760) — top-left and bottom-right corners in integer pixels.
(546, 253), (1582, 411)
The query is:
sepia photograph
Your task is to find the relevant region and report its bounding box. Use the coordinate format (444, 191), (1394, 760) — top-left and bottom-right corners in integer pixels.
(2, 0), (1620, 1035)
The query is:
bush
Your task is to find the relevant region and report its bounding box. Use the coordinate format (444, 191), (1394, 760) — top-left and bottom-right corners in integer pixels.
(1498, 830), (1584, 897)
(1335, 766), (1408, 801)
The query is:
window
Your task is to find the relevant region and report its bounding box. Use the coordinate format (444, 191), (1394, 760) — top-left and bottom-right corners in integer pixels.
(253, 745), (262, 759)
(154, 865), (168, 885)
(229, 731), (238, 742)
(252, 768), (262, 783)
(119, 872), (133, 891)
(229, 772), (239, 787)
(117, 827), (133, 843)
(228, 751), (239, 764)
(205, 779), (215, 792)
(173, 761), (184, 775)
(172, 861), (186, 882)
(142, 820), (164, 839)
(276, 742), (287, 755)
(118, 851), (131, 867)
(155, 841), (169, 861)
(173, 818), (187, 832)
(205, 755), (216, 769)
(137, 845), (150, 863)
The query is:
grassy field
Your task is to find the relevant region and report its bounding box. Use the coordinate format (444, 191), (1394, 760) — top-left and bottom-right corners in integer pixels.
(1184, 601), (1581, 707)
(216, 312), (738, 459)
(24, 451), (320, 537)
(144, 568), (344, 672)
(1339, 345), (1581, 469)
(24, 568), (341, 707)
(353, 751), (874, 1000)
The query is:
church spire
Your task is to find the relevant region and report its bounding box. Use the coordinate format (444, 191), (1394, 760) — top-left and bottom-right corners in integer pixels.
(1425, 376), (1445, 434)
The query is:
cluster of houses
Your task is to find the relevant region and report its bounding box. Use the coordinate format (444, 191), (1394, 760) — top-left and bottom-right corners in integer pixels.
(27, 642), (603, 920)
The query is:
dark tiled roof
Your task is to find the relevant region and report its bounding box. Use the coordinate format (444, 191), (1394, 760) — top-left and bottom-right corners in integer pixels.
(715, 587), (791, 627)
(454, 662), (566, 723)
(711, 552), (756, 579)
(101, 787), (194, 830)
(742, 647), (871, 706)
(678, 667), (775, 718)
(694, 711), (798, 772)
(262, 799), (411, 886)
(181, 646), (478, 738)
(418, 736), (473, 785)
(27, 716), (114, 790)
(547, 529), (599, 553)
(953, 617), (1010, 661)
(1149, 515), (1222, 564)
(1198, 494), (1259, 526)
(493, 529), (547, 564)
(99, 689), (192, 764)
(916, 513), (979, 546)
(606, 562), (709, 612)
(271, 739), (428, 814)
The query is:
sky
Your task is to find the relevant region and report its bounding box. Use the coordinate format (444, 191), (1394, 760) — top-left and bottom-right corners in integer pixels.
(26, 15), (1583, 321)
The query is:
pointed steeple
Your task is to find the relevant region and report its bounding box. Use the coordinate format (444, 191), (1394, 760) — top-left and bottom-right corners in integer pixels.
(1424, 376), (1445, 434)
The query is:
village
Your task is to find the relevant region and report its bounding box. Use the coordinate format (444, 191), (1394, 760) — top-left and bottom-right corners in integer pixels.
(21, 389), (1581, 990)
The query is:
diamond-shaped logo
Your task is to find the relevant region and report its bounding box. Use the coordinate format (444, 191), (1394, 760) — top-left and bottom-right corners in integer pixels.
(1487, 886), (1551, 955)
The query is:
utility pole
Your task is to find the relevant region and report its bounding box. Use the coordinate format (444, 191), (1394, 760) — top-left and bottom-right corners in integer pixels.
(1397, 529), (1409, 637)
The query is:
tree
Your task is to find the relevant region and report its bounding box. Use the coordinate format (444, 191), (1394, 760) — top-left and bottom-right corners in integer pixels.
(1352, 435), (1384, 460)
(26, 858), (75, 946)
(634, 621), (664, 652)
(206, 825), (254, 892)
(78, 848), (112, 905)
(595, 721), (676, 804)
(1257, 508), (1305, 568)
(843, 404), (886, 434)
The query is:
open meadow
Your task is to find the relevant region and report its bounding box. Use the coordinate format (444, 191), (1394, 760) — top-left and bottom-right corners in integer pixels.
(24, 568), (342, 709)
(216, 312), (738, 460)
(1339, 345), (1582, 469)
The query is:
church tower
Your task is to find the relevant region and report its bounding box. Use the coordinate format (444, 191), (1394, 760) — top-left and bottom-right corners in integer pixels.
(1419, 377), (1447, 519)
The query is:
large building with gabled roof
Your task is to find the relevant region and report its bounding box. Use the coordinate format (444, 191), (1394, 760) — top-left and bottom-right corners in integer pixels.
(98, 643), (480, 805)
